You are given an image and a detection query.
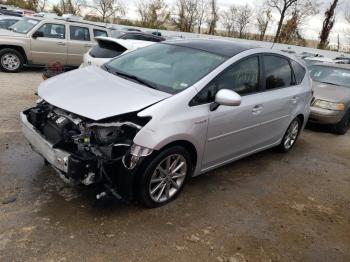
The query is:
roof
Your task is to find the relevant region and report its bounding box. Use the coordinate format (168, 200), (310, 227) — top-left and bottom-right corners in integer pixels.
(164, 38), (257, 57)
(312, 63), (350, 70)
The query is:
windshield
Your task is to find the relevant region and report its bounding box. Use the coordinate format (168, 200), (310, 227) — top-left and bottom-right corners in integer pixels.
(309, 65), (350, 88)
(105, 43), (227, 94)
(9, 18), (39, 34)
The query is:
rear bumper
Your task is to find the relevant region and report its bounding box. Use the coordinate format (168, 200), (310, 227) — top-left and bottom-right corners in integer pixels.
(21, 112), (70, 173)
(309, 107), (344, 124)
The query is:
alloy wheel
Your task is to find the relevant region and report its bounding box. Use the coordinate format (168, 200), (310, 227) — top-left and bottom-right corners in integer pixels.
(1, 53), (20, 71)
(149, 154), (187, 203)
(284, 120), (299, 150)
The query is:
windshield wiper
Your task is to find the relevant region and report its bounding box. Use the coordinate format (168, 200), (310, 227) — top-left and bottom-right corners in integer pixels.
(113, 70), (158, 90)
(319, 81), (341, 86)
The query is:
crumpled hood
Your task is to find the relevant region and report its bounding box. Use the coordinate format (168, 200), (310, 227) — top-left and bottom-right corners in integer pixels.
(38, 66), (171, 121)
(312, 81), (350, 103)
(0, 28), (25, 38)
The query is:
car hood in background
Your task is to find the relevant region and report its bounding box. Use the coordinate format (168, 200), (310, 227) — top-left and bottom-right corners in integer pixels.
(38, 66), (171, 121)
(312, 81), (350, 103)
(0, 28), (24, 37)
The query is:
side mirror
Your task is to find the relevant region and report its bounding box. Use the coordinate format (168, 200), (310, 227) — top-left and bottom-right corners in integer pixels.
(32, 31), (44, 38)
(210, 89), (241, 111)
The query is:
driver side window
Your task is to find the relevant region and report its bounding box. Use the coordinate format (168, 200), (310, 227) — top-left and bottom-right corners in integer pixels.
(190, 56), (260, 106)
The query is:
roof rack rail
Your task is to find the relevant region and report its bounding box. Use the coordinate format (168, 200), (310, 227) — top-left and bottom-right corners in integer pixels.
(53, 15), (109, 29)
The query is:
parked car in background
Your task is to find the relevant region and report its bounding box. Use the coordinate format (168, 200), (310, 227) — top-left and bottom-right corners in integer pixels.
(21, 39), (312, 207)
(0, 15), (21, 29)
(0, 16), (111, 72)
(111, 30), (165, 42)
(303, 57), (334, 67)
(334, 55), (350, 64)
(0, 9), (23, 17)
(309, 63), (350, 134)
(80, 37), (155, 67)
(299, 51), (323, 59)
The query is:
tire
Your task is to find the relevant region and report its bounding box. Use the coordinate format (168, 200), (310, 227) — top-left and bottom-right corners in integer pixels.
(333, 112), (350, 135)
(277, 117), (302, 153)
(136, 145), (192, 208)
(0, 48), (24, 72)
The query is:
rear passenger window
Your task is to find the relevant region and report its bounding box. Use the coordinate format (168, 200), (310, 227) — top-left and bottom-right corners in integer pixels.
(291, 60), (306, 84)
(93, 29), (107, 37)
(70, 26), (90, 41)
(35, 23), (65, 39)
(264, 55), (292, 89)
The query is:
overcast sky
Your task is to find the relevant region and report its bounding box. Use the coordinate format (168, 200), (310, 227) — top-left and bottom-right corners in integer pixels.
(122, 0), (350, 45)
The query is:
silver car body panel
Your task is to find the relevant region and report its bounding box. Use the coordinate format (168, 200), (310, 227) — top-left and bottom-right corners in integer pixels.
(38, 66), (171, 120)
(35, 47), (311, 177)
(136, 48), (311, 175)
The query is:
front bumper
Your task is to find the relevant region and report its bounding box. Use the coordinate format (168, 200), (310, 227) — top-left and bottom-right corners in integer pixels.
(309, 106), (344, 124)
(21, 111), (141, 200)
(21, 112), (70, 173)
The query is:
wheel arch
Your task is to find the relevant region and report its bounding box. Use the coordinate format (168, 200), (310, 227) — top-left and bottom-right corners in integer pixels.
(0, 45), (28, 64)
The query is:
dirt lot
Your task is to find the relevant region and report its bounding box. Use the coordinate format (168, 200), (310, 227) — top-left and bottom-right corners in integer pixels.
(0, 70), (349, 262)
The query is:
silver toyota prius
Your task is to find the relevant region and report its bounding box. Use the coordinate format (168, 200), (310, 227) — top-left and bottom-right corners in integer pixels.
(21, 39), (312, 207)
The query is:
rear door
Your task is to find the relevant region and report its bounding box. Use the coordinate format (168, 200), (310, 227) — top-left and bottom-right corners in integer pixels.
(257, 54), (300, 145)
(30, 22), (67, 64)
(67, 25), (93, 66)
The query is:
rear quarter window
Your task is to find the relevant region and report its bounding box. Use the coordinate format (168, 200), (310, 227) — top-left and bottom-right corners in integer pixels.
(291, 60), (306, 84)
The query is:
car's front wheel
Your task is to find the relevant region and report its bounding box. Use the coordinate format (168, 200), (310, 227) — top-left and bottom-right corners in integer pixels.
(0, 48), (24, 72)
(136, 146), (192, 208)
(278, 117), (302, 152)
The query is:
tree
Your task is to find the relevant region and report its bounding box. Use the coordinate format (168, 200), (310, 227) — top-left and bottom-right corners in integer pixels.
(236, 4), (252, 38)
(256, 5), (272, 41)
(172, 0), (199, 32)
(279, 0), (317, 45)
(318, 0), (338, 49)
(267, 0), (297, 42)
(51, 0), (85, 15)
(221, 5), (237, 37)
(90, 0), (125, 22)
(206, 0), (218, 35)
(197, 0), (207, 33)
(137, 0), (170, 29)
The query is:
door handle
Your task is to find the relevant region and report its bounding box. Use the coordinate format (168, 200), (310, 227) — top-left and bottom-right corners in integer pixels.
(291, 96), (298, 104)
(56, 42), (65, 45)
(252, 105), (263, 114)
(84, 44), (92, 47)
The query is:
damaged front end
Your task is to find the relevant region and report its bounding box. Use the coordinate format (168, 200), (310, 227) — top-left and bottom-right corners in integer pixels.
(21, 100), (152, 200)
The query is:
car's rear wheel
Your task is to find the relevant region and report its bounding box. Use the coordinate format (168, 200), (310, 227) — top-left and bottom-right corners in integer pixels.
(0, 48), (24, 72)
(278, 118), (301, 152)
(136, 146), (192, 208)
(333, 111), (350, 135)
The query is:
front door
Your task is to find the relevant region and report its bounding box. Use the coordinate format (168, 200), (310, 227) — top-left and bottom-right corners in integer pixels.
(198, 56), (265, 171)
(30, 23), (67, 64)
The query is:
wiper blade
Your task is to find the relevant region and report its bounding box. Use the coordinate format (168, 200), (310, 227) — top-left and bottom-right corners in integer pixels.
(113, 70), (158, 90)
(319, 81), (340, 86)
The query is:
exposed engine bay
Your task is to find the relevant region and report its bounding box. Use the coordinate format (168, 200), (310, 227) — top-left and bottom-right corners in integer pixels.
(23, 100), (152, 200)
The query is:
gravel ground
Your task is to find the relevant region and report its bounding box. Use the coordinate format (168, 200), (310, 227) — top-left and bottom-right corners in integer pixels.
(0, 70), (349, 262)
